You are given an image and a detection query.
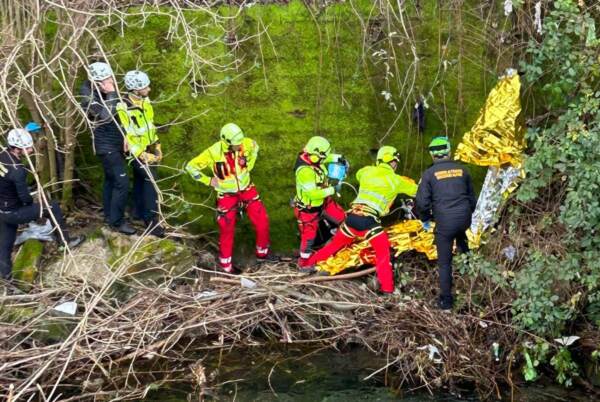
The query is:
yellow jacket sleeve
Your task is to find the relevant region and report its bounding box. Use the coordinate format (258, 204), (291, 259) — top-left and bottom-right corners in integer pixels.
(324, 153), (342, 164)
(185, 148), (213, 186)
(296, 166), (335, 203)
(245, 139), (259, 171)
(394, 175), (418, 197)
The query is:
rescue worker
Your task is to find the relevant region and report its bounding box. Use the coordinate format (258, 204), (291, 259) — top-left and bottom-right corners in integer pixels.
(116, 70), (164, 237)
(306, 146), (418, 294)
(79, 62), (135, 235)
(415, 137), (476, 310)
(185, 123), (278, 273)
(293, 136), (347, 269)
(0, 129), (84, 281)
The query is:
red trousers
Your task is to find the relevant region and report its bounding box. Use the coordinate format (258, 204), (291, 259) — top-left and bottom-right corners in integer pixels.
(307, 216), (394, 293)
(216, 186), (270, 270)
(294, 197), (345, 267)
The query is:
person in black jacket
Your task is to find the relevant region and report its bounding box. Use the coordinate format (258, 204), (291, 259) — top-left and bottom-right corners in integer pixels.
(0, 129), (84, 281)
(416, 137), (476, 310)
(79, 62), (135, 235)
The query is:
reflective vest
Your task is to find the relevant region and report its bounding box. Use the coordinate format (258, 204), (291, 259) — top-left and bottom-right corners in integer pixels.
(352, 163), (418, 216)
(116, 96), (157, 157)
(185, 138), (258, 194)
(294, 152), (341, 208)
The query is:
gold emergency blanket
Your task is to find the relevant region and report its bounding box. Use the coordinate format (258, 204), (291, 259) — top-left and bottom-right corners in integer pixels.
(457, 70), (526, 247)
(455, 72), (524, 167)
(317, 71), (525, 275)
(316, 220), (436, 275)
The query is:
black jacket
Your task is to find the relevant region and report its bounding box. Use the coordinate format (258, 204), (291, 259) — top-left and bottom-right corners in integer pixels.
(79, 80), (123, 155)
(0, 150), (33, 211)
(415, 159), (476, 222)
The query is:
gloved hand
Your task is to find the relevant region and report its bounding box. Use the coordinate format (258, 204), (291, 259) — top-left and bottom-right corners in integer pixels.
(140, 152), (158, 164)
(154, 143), (163, 163)
(338, 156), (350, 171)
(421, 220), (431, 231)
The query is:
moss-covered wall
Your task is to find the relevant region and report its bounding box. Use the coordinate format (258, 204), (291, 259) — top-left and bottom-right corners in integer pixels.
(78, 0), (502, 253)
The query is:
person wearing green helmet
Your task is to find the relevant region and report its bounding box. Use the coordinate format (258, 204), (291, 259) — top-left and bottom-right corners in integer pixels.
(185, 123), (278, 273)
(416, 136), (476, 311)
(293, 136), (348, 269)
(306, 145), (418, 294)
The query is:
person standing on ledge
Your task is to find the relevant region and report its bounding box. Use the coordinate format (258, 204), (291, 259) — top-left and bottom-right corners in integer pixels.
(185, 123), (279, 273)
(79, 62), (135, 235)
(416, 136), (476, 311)
(116, 70), (164, 237)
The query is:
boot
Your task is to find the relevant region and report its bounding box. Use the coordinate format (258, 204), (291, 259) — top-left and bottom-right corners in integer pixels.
(256, 253), (280, 264)
(437, 296), (453, 311)
(112, 222), (136, 235)
(146, 220), (165, 238)
(67, 235), (85, 249)
(220, 264), (240, 275)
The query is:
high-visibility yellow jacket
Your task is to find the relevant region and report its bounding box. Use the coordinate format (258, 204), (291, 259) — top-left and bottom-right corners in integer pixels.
(185, 138), (258, 194)
(294, 153), (342, 208)
(116, 96), (158, 158)
(352, 163), (417, 216)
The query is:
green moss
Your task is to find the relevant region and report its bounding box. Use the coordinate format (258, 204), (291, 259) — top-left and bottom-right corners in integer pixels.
(76, 0), (502, 253)
(0, 304), (37, 323)
(12, 239), (44, 284)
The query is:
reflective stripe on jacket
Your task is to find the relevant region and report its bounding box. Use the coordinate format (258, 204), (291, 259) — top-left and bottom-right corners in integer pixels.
(185, 138), (258, 194)
(352, 163), (417, 216)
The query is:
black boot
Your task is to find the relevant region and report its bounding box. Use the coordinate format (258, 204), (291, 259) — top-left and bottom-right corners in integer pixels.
(256, 253), (280, 264)
(437, 295), (453, 311)
(67, 235), (85, 249)
(112, 223), (136, 235)
(146, 220), (165, 238)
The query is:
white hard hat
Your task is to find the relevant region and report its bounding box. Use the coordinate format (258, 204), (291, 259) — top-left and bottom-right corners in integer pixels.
(89, 62), (113, 81)
(7, 128), (34, 149)
(124, 70), (150, 91)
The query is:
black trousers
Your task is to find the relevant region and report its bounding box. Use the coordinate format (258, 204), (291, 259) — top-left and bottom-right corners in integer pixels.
(99, 152), (129, 227)
(132, 160), (158, 224)
(434, 215), (471, 304)
(0, 202), (68, 279)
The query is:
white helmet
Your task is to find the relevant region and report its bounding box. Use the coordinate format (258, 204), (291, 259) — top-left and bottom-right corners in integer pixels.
(89, 62), (113, 81)
(124, 70), (150, 91)
(7, 128), (34, 149)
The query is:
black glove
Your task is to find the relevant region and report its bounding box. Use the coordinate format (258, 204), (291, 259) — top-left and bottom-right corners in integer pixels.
(338, 156), (350, 171)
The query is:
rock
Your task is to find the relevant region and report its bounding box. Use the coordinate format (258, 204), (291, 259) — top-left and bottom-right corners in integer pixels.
(12, 239), (44, 287)
(42, 227), (195, 297)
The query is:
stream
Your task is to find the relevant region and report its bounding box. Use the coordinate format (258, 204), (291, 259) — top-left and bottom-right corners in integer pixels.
(146, 346), (594, 401)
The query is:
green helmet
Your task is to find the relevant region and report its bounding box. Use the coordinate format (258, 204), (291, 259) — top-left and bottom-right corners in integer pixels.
(220, 123), (244, 146)
(428, 136), (451, 157)
(304, 136), (331, 159)
(376, 145), (401, 164)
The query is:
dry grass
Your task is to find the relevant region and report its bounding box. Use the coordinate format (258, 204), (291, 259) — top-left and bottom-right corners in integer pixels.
(0, 256), (521, 401)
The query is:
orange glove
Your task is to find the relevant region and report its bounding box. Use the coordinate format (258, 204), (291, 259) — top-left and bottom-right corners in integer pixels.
(140, 152), (158, 164)
(154, 143), (163, 163)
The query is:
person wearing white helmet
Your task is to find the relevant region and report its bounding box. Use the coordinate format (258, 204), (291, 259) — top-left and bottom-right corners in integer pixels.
(0, 129), (84, 283)
(116, 70), (164, 237)
(79, 61), (136, 235)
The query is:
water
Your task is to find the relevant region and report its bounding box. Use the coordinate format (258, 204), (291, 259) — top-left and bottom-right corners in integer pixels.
(147, 346), (594, 401)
